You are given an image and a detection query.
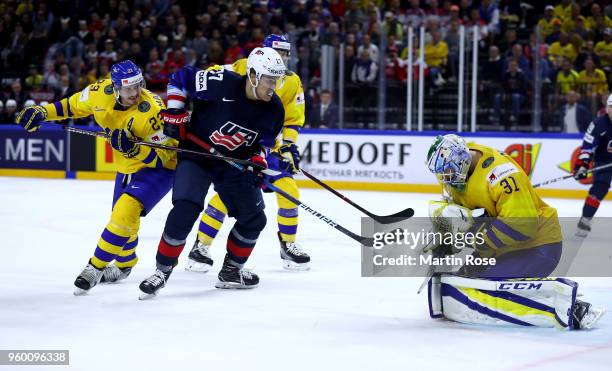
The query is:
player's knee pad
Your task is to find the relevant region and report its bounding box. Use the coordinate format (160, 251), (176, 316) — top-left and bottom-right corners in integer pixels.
(274, 177), (300, 209)
(109, 194), (143, 236)
(236, 211), (267, 237)
(429, 274), (578, 329)
(165, 200), (203, 241)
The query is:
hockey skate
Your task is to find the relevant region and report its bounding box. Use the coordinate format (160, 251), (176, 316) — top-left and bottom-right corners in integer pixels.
(138, 268), (172, 300)
(73, 261), (104, 295)
(278, 232), (310, 271)
(215, 256), (259, 289)
(575, 217), (592, 237)
(573, 300), (605, 329)
(100, 264), (132, 283)
(185, 240), (213, 272)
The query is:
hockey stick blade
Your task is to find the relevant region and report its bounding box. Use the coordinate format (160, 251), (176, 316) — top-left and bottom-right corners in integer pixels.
(300, 169), (414, 224)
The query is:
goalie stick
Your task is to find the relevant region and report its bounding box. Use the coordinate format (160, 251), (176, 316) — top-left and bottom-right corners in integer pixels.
(300, 169), (415, 223)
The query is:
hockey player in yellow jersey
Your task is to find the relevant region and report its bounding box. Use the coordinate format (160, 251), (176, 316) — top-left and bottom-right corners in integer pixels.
(186, 34), (311, 271)
(425, 134), (604, 329)
(15, 60), (177, 295)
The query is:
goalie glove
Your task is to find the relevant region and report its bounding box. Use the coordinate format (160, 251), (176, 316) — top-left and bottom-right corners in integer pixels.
(428, 200), (486, 234)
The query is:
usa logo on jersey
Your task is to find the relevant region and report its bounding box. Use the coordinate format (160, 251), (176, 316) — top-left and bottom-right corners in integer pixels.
(210, 122), (258, 151)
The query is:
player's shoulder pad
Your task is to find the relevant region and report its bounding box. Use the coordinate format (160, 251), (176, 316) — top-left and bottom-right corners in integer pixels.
(80, 78), (114, 105)
(485, 162), (520, 186)
(140, 89), (166, 111)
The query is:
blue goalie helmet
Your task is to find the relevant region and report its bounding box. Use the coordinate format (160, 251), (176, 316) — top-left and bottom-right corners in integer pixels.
(110, 60), (145, 103)
(426, 134), (472, 188)
(262, 34), (291, 55)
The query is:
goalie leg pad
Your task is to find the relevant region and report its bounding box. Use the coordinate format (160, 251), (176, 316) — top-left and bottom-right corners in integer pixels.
(429, 274), (578, 329)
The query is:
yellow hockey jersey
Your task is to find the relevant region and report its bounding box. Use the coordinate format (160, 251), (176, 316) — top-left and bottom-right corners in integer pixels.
(224, 58), (305, 146)
(442, 143), (562, 258)
(43, 79), (177, 174)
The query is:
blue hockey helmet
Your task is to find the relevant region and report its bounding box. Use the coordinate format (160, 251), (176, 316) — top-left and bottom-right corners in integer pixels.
(262, 34), (291, 56)
(110, 60), (145, 105)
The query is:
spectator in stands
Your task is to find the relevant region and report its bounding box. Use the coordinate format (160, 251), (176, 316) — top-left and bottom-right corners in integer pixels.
(385, 45), (407, 83)
(405, 0), (426, 28)
(578, 57), (608, 113)
(9, 80), (30, 109)
(444, 19), (461, 80)
(311, 89), (339, 129)
(548, 32), (577, 67)
(595, 28), (612, 74)
(479, 0), (500, 37)
(466, 7), (488, 49)
(494, 59), (529, 126)
(424, 29), (448, 87)
(575, 39), (601, 70)
(145, 61), (167, 92)
(25, 65), (43, 90)
(357, 34), (379, 63)
(554, 0), (572, 21)
(545, 18), (562, 44)
(559, 90), (592, 133)
(382, 11), (403, 40)
(586, 3), (612, 32)
(555, 58), (580, 106)
(4, 99), (18, 122)
(352, 49), (377, 85)
(0, 101), (5, 123)
(504, 44), (532, 81)
(538, 5), (557, 40)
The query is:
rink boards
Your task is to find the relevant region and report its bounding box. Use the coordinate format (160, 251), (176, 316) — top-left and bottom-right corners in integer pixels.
(0, 126), (604, 199)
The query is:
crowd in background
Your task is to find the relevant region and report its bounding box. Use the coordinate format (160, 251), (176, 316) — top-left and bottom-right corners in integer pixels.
(0, 0), (611, 131)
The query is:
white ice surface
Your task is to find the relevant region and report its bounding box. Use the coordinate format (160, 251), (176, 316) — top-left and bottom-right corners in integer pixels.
(1, 177), (611, 371)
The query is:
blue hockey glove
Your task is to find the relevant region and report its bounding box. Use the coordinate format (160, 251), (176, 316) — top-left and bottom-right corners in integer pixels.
(279, 142), (300, 174)
(108, 128), (140, 158)
(15, 105), (47, 132)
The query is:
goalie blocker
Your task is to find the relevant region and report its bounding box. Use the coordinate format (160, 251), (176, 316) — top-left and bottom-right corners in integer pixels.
(428, 274), (604, 329)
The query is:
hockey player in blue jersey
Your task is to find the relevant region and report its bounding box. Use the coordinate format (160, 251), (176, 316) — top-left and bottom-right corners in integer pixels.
(138, 47), (287, 299)
(574, 93), (612, 236)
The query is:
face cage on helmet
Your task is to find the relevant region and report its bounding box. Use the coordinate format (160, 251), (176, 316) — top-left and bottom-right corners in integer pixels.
(113, 79), (146, 105)
(427, 144), (470, 187)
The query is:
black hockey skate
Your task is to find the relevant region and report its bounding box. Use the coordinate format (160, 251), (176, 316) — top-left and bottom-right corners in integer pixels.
(100, 264), (132, 283)
(215, 256), (259, 289)
(138, 268), (172, 300)
(576, 217), (592, 237)
(185, 240), (213, 272)
(74, 260), (104, 295)
(572, 300), (605, 329)
(278, 232), (310, 271)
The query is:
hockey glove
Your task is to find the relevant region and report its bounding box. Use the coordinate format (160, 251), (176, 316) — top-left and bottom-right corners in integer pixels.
(245, 154), (268, 186)
(573, 151), (591, 180)
(15, 105), (47, 132)
(279, 142), (300, 174)
(160, 108), (190, 140)
(108, 128), (140, 158)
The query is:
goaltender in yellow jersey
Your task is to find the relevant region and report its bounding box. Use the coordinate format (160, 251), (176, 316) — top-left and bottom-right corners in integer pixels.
(15, 60), (176, 294)
(427, 135), (562, 275)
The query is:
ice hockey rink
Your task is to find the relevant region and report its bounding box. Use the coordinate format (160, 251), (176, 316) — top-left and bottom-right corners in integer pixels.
(1, 176), (611, 371)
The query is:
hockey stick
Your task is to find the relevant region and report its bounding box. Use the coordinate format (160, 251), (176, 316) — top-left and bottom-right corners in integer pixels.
(61, 125), (269, 171)
(300, 168), (415, 223)
(186, 133), (376, 246)
(533, 162), (612, 188)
